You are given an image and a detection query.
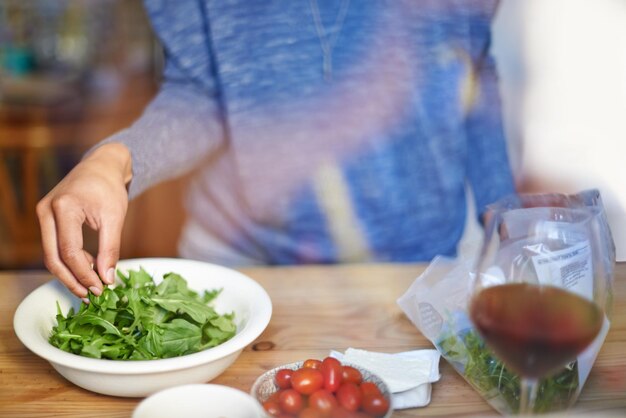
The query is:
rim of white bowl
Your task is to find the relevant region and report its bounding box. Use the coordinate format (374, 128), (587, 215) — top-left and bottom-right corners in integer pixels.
(133, 384), (265, 418)
(13, 258), (272, 374)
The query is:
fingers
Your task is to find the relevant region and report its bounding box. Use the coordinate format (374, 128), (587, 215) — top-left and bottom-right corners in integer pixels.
(96, 215), (124, 286)
(36, 147), (130, 300)
(84, 251), (95, 267)
(37, 199), (89, 298)
(53, 198), (104, 296)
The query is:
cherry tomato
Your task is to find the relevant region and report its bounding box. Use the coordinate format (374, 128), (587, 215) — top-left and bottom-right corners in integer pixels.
(303, 359), (323, 370)
(308, 389), (338, 414)
(332, 410), (369, 418)
(330, 408), (355, 418)
(267, 390), (283, 404)
(299, 407), (326, 418)
(321, 357), (343, 392)
(279, 388), (304, 414)
(263, 399), (281, 416)
(276, 368), (294, 389)
(359, 382), (381, 398)
(361, 394), (389, 417)
(336, 383), (362, 412)
(291, 368), (324, 395)
(341, 366), (362, 385)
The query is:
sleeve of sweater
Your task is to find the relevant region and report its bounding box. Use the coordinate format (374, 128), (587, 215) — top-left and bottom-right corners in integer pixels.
(464, 2), (516, 218)
(92, 0), (225, 199)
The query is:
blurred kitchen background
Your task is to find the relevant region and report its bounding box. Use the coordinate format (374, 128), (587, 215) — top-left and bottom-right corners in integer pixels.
(0, 0), (183, 269)
(1, 0), (625, 269)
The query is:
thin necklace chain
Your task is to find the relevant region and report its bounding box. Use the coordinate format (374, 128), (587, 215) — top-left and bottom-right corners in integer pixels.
(309, 0), (351, 81)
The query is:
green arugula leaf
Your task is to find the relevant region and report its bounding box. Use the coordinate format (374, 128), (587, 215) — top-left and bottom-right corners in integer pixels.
(128, 268), (155, 288)
(437, 329), (579, 413)
(203, 288), (222, 303)
(49, 268), (236, 361)
(74, 313), (122, 336)
(159, 319), (203, 357)
(151, 294), (218, 324)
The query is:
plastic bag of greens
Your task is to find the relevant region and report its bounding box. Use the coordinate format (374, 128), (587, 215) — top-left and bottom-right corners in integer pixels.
(397, 190), (615, 415)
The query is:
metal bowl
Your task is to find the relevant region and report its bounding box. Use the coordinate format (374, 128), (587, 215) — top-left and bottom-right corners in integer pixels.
(251, 360), (393, 417)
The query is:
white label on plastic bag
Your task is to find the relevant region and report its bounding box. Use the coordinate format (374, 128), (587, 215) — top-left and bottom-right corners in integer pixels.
(531, 240), (593, 300)
(417, 302), (443, 340)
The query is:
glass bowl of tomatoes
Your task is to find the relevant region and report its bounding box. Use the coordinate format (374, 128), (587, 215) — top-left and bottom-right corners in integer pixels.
(251, 357), (392, 418)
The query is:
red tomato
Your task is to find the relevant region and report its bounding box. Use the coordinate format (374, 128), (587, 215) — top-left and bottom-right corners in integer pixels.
(276, 368), (294, 389)
(330, 408), (355, 418)
(331, 410), (369, 418)
(291, 368), (324, 395)
(267, 390), (283, 404)
(279, 388), (304, 414)
(303, 359), (323, 370)
(299, 407), (327, 418)
(336, 383), (362, 412)
(341, 366), (362, 385)
(308, 389), (338, 414)
(263, 399), (281, 416)
(321, 357), (343, 392)
(361, 394), (389, 417)
(359, 382), (381, 398)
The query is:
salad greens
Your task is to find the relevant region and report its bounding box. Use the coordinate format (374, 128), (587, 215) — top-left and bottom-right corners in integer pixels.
(49, 268), (236, 360)
(437, 329), (579, 414)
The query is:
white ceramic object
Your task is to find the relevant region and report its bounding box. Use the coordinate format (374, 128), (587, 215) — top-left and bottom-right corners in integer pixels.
(13, 258), (272, 397)
(133, 384), (265, 418)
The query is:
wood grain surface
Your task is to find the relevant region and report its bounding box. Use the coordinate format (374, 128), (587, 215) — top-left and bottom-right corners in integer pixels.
(0, 263), (625, 417)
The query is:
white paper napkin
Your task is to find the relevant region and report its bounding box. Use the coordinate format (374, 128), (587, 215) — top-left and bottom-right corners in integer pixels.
(331, 348), (441, 409)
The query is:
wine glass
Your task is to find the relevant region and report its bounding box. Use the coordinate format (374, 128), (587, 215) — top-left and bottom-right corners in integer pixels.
(469, 194), (612, 415)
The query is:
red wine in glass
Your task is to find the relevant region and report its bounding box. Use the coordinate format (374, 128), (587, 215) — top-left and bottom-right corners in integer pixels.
(470, 283), (603, 380)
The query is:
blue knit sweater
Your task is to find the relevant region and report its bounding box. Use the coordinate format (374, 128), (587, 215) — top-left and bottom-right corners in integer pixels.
(102, 0), (515, 265)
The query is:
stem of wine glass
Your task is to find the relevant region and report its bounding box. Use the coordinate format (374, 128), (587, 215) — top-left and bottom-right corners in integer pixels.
(519, 377), (539, 415)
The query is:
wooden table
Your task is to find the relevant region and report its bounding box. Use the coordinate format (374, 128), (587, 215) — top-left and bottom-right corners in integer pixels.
(1, 263), (625, 417)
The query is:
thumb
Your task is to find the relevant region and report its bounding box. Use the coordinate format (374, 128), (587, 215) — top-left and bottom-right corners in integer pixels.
(96, 217), (123, 285)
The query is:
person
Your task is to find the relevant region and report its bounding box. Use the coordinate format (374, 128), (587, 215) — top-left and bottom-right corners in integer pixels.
(36, 0), (515, 300)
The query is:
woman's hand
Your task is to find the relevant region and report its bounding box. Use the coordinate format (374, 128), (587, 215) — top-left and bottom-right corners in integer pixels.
(36, 143), (132, 299)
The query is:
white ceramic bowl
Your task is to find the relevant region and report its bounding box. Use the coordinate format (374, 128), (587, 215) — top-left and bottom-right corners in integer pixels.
(133, 384), (266, 418)
(13, 258), (272, 397)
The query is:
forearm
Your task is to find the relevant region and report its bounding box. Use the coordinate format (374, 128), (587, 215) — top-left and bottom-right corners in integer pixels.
(83, 142), (133, 186)
(93, 81), (225, 198)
